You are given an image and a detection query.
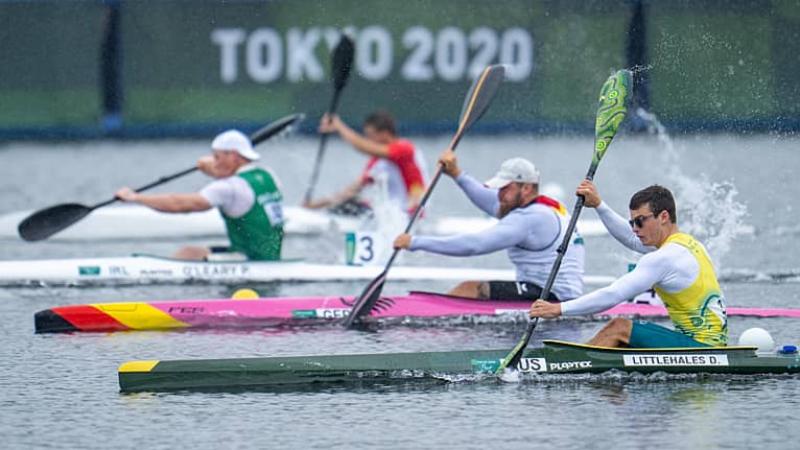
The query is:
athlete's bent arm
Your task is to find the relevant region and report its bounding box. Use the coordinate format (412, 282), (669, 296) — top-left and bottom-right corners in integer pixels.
(595, 201), (655, 254)
(455, 173), (500, 216)
(303, 179), (364, 209)
(321, 114), (389, 158)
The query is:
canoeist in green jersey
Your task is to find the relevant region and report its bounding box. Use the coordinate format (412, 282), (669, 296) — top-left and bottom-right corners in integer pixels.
(529, 184), (728, 348)
(115, 130), (284, 261)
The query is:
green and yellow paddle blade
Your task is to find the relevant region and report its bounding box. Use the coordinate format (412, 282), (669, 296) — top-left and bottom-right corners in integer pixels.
(592, 69), (632, 167)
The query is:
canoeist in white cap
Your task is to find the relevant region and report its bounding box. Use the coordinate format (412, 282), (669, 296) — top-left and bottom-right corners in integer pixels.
(393, 149), (585, 301)
(115, 130), (284, 261)
(304, 110), (427, 216)
(529, 182), (728, 348)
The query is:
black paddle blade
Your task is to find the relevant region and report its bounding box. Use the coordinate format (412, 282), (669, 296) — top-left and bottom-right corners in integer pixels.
(342, 270), (387, 328)
(456, 65), (505, 136)
(18, 203), (92, 242)
(331, 33), (355, 90)
(250, 113), (305, 146)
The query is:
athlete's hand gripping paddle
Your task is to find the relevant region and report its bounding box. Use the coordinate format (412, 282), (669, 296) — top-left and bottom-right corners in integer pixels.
(343, 65), (506, 328)
(495, 69), (632, 374)
(18, 113), (305, 242)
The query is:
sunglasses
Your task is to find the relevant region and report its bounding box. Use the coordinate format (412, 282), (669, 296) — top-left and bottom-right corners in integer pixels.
(629, 213), (655, 228)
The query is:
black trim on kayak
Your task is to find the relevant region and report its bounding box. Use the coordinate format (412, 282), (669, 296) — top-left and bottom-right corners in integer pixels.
(34, 309), (78, 334)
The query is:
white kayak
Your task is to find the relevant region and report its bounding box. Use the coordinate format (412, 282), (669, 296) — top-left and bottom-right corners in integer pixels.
(0, 254), (617, 287)
(0, 205), (608, 241)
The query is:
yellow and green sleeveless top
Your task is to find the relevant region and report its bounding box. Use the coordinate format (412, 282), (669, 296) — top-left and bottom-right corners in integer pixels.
(653, 233), (727, 346)
(223, 167), (283, 261)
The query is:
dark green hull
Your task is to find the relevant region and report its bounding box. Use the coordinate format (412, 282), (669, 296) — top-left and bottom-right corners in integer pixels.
(119, 340), (800, 393)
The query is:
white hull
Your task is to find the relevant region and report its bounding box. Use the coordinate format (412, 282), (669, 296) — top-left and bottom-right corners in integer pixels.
(0, 205), (608, 241)
(0, 254), (616, 287)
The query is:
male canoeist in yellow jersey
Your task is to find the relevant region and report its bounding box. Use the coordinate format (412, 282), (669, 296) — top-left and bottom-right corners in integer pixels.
(529, 182), (727, 348)
(303, 110), (427, 215)
(393, 149), (585, 301)
(115, 130), (283, 261)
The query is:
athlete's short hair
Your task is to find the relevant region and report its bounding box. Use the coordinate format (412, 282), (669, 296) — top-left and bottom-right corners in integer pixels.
(363, 110), (396, 135)
(629, 185), (677, 223)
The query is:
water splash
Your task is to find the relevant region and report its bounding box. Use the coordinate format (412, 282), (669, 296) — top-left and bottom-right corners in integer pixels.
(633, 107), (752, 266)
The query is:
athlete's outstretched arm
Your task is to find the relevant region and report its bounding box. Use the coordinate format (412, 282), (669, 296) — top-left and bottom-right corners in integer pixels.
(560, 252), (669, 315)
(408, 212), (529, 256)
(116, 189), (211, 213)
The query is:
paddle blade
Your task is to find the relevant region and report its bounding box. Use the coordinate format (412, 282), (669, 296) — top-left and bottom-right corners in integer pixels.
(342, 270), (387, 328)
(455, 65), (505, 137)
(331, 33), (355, 90)
(18, 203), (92, 241)
(593, 69), (632, 164)
(250, 113), (305, 146)
(494, 332), (530, 375)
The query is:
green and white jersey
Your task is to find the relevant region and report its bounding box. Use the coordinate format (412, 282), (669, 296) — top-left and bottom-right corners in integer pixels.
(199, 165), (283, 260)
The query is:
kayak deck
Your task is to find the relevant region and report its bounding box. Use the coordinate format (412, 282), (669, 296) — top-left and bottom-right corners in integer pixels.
(118, 340), (800, 392)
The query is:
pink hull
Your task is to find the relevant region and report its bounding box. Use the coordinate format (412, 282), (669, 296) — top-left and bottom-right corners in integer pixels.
(152, 291), (800, 327)
(36, 291), (800, 333)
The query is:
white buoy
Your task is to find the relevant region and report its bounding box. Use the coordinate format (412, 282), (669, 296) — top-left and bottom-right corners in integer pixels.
(738, 327), (775, 353)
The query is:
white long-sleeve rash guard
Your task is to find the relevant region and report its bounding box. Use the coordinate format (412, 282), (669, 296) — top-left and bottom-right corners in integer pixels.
(409, 174), (561, 257)
(408, 172), (585, 300)
(560, 201), (699, 316)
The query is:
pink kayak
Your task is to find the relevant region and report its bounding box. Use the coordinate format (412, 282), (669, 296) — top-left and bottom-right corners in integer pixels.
(34, 291), (800, 333)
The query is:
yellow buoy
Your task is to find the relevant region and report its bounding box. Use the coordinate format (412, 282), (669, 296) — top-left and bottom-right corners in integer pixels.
(231, 288), (260, 300)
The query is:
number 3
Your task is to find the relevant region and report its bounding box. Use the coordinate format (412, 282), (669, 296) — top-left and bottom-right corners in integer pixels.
(358, 236), (374, 262)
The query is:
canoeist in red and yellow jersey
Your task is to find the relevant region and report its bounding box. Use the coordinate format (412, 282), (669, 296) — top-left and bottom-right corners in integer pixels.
(529, 182), (728, 348)
(304, 110), (428, 216)
(393, 149), (586, 302)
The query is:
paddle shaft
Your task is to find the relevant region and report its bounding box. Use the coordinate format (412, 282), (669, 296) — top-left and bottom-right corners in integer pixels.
(304, 89), (344, 203)
(94, 115), (302, 211)
(342, 65), (505, 328)
(380, 123), (473, 266)
(342, 125), (474, 328)
(504, 163), (600, 369)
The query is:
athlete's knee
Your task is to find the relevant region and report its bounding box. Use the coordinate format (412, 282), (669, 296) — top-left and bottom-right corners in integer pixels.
(607, 318), (633, 337)
(174, 246), (209, 261)
(477, 282), (491, 299)
(448, 281), (484, 299)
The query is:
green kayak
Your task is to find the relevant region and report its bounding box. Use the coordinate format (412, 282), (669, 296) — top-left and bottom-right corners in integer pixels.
(118, 340), (800, 392)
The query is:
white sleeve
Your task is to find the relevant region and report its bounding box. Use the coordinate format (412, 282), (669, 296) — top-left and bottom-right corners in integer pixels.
(595, 201), (656, 254)
(199, 179), (234, 209)
(199, 177), (254, 218)
(560, 251), (670, 316)
(455, 172), (499, 217)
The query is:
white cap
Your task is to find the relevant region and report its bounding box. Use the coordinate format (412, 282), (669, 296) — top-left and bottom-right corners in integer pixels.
(484, 157), (540, 189)
(211, 130), (260, 161)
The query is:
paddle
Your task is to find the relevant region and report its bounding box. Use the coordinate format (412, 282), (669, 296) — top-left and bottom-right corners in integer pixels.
(342, 65), (507, 329)
(18, 113), (305, 242)
(303, 32), (356, 204)
(494, 69), (632, 374)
